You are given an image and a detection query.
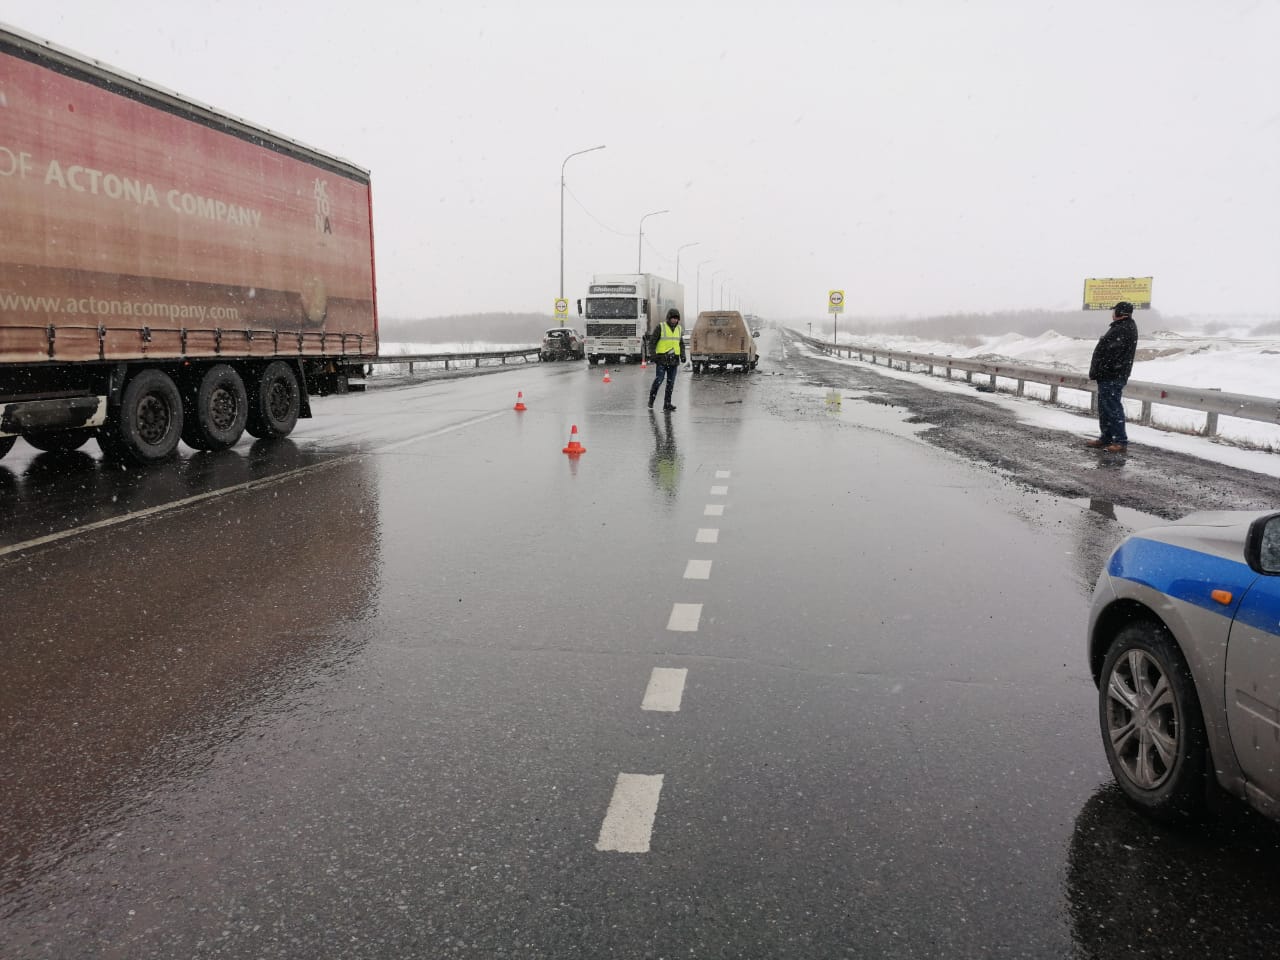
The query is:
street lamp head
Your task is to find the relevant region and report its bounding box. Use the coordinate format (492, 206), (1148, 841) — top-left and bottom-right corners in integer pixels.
(638, 210), (671, 272)
(560, 144), (607, 298)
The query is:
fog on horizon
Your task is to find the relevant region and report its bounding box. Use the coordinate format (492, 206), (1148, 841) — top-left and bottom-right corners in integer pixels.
(11, 1), (1279, 322)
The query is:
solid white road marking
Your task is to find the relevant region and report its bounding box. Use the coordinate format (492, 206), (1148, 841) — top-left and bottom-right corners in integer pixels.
(715, 470), (731, 478)
(684, 559), (712, 580)
(642, 668), (689, 712)
(0, 410), (509, 561)
(710, 485), (729, 495)
(667, 603), (702, 632)
(380, 410), (507, 453)
(595, 773), (665, 853)
(0, 456), (357, 560)
(704, 504), (725, 516)
(695, 528), (720, 544)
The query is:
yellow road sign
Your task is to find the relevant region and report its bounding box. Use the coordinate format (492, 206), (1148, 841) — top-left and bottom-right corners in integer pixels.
(828, 289), (845, 313)
(1083, 277), (1152, 311)
(554, 298), (569, 317)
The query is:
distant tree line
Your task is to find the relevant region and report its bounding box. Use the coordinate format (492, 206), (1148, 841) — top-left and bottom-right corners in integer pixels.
(380, 312), (549, 344)
(790, 308), (1236, 342)
(383, 309), (1279, 345)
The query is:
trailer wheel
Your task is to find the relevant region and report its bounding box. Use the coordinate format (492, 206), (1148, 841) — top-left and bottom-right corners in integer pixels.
(0, 436), (15, 460)
(99, 368), (184, 463)
(24, 430), (92, 453)
(246, 361), (301, 439)
(183, 364), (248, 451)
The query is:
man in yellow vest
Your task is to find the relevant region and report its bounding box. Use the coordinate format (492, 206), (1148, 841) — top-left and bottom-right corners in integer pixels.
(647, 308), (687, 411)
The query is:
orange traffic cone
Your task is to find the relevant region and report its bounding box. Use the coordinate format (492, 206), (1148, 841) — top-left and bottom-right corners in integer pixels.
(513, 391), (527, 411)
(562, 424), (586, 456)
(602, 369), (612, 383)
(640, 357), (648, 369)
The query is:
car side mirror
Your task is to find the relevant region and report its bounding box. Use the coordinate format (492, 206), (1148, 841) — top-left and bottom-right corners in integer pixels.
(576, 299), (582, 316)
(1246, 513), (1280, 574)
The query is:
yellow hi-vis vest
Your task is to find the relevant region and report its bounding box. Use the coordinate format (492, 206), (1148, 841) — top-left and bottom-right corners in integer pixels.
(655, 324), (683, 355)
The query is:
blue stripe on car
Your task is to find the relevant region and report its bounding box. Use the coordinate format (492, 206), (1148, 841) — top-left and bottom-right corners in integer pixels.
(1236, 579), (1280, 637)
(1108, 538), (1258, 620)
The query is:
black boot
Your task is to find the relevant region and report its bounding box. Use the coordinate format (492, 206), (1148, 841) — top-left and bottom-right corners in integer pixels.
(647, 389), (657, 408)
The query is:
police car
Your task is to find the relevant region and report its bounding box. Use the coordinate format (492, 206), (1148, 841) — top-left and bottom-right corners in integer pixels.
(1088, 511), (1280, 822)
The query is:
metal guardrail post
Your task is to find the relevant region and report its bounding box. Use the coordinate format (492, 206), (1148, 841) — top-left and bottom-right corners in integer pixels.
(1204, 388), (1222, 436)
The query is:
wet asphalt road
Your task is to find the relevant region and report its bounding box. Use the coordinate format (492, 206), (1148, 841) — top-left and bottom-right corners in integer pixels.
(3, 331), (1279, 959)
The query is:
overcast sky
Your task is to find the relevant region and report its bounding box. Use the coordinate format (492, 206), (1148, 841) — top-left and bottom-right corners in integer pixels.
(10, 1), (1280, 321)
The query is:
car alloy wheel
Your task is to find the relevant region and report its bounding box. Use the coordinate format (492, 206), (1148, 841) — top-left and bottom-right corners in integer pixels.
(1105, 648), (1178, 789)
(1097, 621), (1208, 820)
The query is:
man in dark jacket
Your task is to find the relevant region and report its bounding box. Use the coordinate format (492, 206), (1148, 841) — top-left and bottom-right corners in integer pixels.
(1086, 301), (1139, 452)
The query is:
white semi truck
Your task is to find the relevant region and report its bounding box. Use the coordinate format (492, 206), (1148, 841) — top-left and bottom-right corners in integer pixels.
(577, 274), (683, 366)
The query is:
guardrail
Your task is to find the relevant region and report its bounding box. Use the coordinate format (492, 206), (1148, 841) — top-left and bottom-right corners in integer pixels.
(799, 334), (1280, 437)
(365, 347), (542, 377)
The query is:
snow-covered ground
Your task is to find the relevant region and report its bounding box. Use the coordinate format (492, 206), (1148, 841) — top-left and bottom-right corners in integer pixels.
(369, 340), (536, 376)
(794, 326), (1280, 473)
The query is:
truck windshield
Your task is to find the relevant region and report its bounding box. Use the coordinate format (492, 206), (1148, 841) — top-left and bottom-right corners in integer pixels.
(585, 298), (638, 319)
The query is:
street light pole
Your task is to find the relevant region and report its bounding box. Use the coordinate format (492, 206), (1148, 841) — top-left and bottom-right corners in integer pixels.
(709, 269), (724, 314)
(637, 209), (669, 273)
(695, 259), (714, 317)
(560, 144), (606, 303)
(675, 242), (700, 284)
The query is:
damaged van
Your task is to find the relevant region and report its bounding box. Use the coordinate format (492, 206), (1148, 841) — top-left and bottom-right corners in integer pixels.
(689, 310), (759, 372)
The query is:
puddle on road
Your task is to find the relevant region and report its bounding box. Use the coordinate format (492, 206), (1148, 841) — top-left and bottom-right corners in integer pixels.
(803, 386), (933, 439)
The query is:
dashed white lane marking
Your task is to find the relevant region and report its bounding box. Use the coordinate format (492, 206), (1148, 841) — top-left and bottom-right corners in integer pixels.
(684, 559), (712, 580)
(704, 504), (725, 517)
(596, 773), (664, 853)
(715, 470), (731, 478)
(710, 485), (729, 495)
(667, 603), (703, 632)
(696, 528), (720, 544)
(641, 668), (689, 712)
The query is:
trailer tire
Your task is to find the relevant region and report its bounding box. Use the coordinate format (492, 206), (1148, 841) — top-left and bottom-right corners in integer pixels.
(246, 361), (301, 439)
(99, 368), (184, 463)
(24, 429), (92, 453)
(183, 364), (248, 451)
(0, 436), (15, 460)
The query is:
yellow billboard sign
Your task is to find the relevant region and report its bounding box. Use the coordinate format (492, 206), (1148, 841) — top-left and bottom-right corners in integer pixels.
(1083, 277), (1152, 311)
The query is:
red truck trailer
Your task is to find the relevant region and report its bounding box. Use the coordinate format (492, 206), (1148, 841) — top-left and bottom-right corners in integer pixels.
(0, 25), (377, 463)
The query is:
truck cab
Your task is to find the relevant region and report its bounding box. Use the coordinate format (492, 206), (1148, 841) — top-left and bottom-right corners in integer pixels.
(577, 273), (683, 366)
(580, 282), (643, 365)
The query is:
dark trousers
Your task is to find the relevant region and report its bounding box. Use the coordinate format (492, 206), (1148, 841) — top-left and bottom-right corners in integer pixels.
(1096, 380), (1128, 445)
(649, 361), (678, 404)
